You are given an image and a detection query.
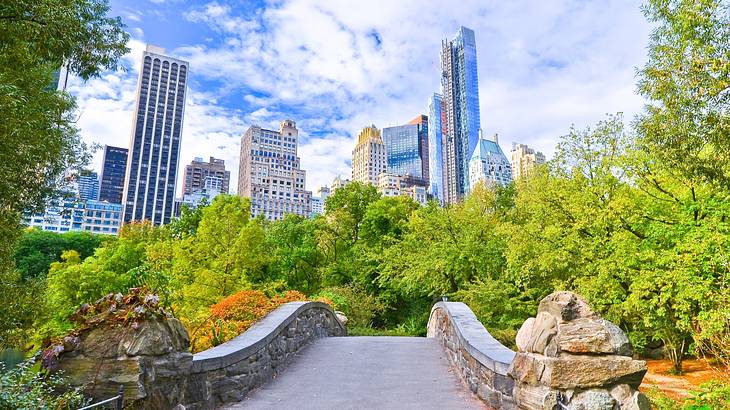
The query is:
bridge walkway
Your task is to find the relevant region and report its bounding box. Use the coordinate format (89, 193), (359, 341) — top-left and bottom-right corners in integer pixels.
(225, 336), (486, 410)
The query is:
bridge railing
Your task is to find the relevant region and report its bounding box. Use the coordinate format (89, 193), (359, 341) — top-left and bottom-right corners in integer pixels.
(185, 301), (346, 408)
(427, 291), (650, 410)
(428, 301), (517, 408)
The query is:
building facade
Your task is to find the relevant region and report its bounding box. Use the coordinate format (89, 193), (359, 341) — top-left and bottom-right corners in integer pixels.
(382, 115), (429, 186)
(510, 143), (546, 179)
(83, 200), (123, 235)
(99, 145), (128, 204)
(376, 172), (428, 205)
(182, 156), (230, 195)
(22, 196), (122, 235)
(428, 93), (445, 202)
(237, 120), (312, 221)
(331, 176), (350, 193)
(77, 172), (99, 201)
(311, 196), (324, 216)
(122, 44), (189, 226)
(175, 174), (223, 217)
(441, 26), (481, 204)
(352, 125), (387, 185)
(468, 134), (512, 189)
(317, 186), (330, 202)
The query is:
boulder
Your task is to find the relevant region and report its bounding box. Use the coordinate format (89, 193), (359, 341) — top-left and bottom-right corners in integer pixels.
(556, 318), (632, 356)
(609, 384), (651, 410)
(538, 292), (596, 322)
(57, 355), (145, 400)
(515, 317), (534, 352)
(335, 311), (348, 327)
(121, 318), (189, 356)
(510, 353), (647, 389)
(567, 389), (615, 410)
(525, 312), (557, 355)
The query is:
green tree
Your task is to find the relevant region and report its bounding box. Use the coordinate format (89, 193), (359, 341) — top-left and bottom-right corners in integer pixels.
(0, 0), (129, 349)
(175, 195), (268, 319)
(265, 214), (322, 293)
(44, 222), (162, 334)
(380, 184), (508, 298)
(636, 0), (730, 185)
(169, 201), (207, 239)
(13, 229), (105, 280)
(324, 182), (381, 243)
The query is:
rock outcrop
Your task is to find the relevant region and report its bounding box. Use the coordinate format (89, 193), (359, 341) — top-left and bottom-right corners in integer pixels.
(508, 291), (649, 410)
(44, 289), (192, 408)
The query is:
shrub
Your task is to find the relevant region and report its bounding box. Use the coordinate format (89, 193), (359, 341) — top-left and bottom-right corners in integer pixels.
(646, 381), (730, 410)
(189, 289), (315, 353)
(0, 359), (86, 409)
(314, 284), (385, 328)
(683, 380), (730, 410)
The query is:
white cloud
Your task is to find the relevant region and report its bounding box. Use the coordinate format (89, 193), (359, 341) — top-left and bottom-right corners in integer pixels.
(72, 0), (653, 197)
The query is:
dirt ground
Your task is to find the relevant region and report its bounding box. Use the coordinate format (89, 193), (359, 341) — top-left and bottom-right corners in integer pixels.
(640, 359), (729, 400)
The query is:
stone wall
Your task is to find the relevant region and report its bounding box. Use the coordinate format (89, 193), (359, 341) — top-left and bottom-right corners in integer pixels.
(427, 301), (518, 409)
(184, 301), (346, 409)
(427, 292), (650, 410)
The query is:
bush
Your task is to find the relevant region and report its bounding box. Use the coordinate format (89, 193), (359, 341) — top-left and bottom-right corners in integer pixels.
(314, 284), (385, 328)
(0, 359), (86, 409)
(189, 290), (314, 353)
(646, 381), (730, 410)
(683, 380), (730, 410)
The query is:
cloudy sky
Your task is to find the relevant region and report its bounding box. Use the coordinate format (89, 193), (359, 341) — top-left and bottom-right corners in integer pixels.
(68, 0), (652, 195)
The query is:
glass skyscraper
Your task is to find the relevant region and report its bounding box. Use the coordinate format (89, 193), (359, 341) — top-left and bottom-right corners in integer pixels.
(77, 172), (99, 201)
(428, 93), (445, 203)
(441, 26), (481, 204)
(382, 115), (428, 184)
(99, 145), (128, 204)
(122, 45), (189, 226)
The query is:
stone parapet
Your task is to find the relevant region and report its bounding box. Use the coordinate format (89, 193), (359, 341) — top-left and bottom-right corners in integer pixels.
(184, 301), (346, 408)
(427, 292), (650, 410)
(427, 301), (517, 409)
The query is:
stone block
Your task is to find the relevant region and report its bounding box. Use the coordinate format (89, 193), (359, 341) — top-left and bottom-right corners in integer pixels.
(79, 326), (127, 358)
(58, 355), (145, 400)
(510, 353), (646, 389)
(567, 389), (615, 410)
(493, 373), (514, 396)
(557, 318), (632, 356)
(511, 383), (552, 410)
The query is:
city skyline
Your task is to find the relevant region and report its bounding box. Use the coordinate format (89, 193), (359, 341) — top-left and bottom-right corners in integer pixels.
(66, 1), (650, 195)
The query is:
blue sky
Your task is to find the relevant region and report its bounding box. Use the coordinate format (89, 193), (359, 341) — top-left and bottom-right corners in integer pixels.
(69, 0), (652, 195)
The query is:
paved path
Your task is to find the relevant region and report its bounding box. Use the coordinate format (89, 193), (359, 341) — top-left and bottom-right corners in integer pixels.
(226, 336), (486, 410)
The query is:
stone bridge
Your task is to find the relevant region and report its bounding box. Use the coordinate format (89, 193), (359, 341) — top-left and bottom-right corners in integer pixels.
(57, 292), (650, 409)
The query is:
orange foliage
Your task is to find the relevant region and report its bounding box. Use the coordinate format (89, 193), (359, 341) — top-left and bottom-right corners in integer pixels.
(271, 290), (308, 305)
(211, 290), (273, 321)
(190, 289), (326, 353)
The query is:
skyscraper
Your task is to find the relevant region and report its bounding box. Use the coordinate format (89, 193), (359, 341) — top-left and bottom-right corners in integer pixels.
(441, 26), (481, 204)
(382, 115), (429, 186)
(99, 145), (128, 204)
(238, 120), (312, 221)
(510, 143), (546, 179)
(352, 125), (387, 185)
(122, 45), (189, 226)
(77, 172), (99, 201)
(468, 133), (512, 189)
(182, 156), (230, 195)
(428, 93), (445, 202)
